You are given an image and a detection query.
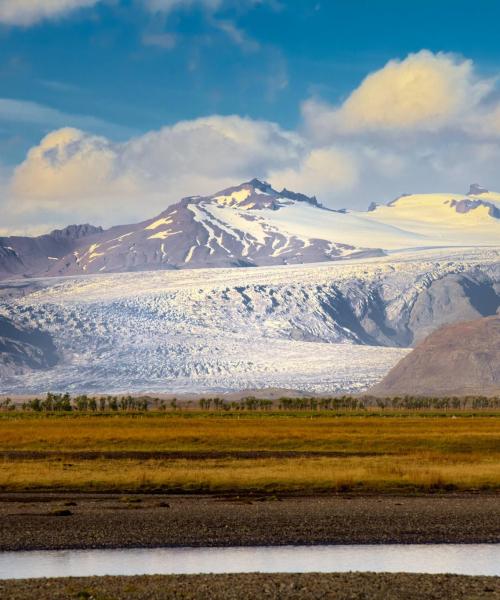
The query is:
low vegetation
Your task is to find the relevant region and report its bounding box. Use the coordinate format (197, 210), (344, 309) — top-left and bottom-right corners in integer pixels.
(0, 407), (498, 494)
(1, 392), (500, 414)
(1, 454), (499, 494)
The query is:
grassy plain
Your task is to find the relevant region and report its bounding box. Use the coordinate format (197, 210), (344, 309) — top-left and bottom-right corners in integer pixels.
(1, 413), (499, 494)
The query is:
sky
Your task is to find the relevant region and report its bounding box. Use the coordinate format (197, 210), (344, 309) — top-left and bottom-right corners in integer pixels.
(2, 0), (500, 234)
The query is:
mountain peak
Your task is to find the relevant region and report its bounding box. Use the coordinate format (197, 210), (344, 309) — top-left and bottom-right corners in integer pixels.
(468, 183), (488, 196)
(246, 178), (274, 192)
(48, 224), (103, 241)
(207, 179), (320, 211)
(279, 187), (320, 208)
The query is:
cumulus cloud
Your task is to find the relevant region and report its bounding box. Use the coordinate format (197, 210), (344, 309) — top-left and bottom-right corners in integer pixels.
(6, 116), (308, 226)
(303, 51), (494, 139)
(292, 49), (500, 206)
(11, 128), (118, 203)
(270, 147), (358, 197)
(0, 0), (100, 26)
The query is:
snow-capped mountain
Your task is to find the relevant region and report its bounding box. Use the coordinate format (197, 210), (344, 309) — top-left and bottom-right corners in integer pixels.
(45, 179), (380, 277)
(44, 180), (500, 277)
(362, 183), (500, 247)
(1, 180), (499, 281)
(1, 180), (499, 395)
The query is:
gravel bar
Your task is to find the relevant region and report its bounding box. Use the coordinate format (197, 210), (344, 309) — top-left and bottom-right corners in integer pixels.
(0, 493), (499, 551)
(1, 573), (499, 599)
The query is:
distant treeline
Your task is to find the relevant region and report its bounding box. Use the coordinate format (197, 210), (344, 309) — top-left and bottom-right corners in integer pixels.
(0, 392), (499, 413)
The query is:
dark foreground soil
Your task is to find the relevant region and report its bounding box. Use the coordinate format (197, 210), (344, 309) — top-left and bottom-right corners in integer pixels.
(0, 493), (499, 550)
(1, 573), (500, 600)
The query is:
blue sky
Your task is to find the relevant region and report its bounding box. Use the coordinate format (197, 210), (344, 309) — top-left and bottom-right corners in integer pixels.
(3, 0), (500, 162)
(2, 0), (500, 233)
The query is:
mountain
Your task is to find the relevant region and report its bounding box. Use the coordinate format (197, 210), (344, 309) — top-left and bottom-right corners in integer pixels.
(1, 247), (498, 394)
(1, 180), (499, 281)
(50, 180), (500, 277)
(370, 315), (500, 397)
(0, 224), (103, 280)
(1, 179), (498, 395)
(362, 185), (500, 247)
(43, 179), (383, 277)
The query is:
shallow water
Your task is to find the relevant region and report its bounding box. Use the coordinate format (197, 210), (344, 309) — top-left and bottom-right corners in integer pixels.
(1, 544), (499, 580)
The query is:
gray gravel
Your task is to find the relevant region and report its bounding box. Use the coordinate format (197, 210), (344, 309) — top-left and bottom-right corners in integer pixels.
(0, 493), (499, 551)
(1, 573), (499, 599)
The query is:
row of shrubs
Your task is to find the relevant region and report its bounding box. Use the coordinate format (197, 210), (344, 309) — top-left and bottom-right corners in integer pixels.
(201, 395), (500, 411)
(0, 392), (499, 413)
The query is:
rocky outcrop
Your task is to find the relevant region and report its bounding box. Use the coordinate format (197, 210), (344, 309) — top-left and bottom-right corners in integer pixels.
(0, 316), (58, 377)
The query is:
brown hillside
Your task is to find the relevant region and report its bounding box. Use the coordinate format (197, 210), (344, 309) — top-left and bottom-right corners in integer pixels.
(370, 315), (500, 397)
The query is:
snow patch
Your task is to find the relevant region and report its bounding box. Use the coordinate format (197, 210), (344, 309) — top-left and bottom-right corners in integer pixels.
(145, 218), (173, 231)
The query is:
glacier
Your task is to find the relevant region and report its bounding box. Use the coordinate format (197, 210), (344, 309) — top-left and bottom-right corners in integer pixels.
(0, 246), (498, 395)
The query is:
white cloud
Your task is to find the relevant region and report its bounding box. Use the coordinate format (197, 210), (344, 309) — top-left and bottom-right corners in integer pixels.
(141, 0), (271, 19)
(6, 116), (309, 227)
(10, 128), (118, 203)
(0, 0), (272, 27)
(292, 50), (500, 207)
(214, 19), (260, 51)
(0, 0), (238, 27)
(463, 103), (500, 139)
(303, 51), (494, 139)
(270, 147), (358, 197)
(0, 0), (100, 26)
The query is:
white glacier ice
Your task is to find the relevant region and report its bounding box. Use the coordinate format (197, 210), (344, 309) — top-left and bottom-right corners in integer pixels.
(1, 246), (498, 395)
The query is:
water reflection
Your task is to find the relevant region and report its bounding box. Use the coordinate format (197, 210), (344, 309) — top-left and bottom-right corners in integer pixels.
(0, 544), (499, 580)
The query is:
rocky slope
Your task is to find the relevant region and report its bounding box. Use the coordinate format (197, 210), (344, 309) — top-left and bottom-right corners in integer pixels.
(370, 315), (500, 396)
(0, 224), (103, 280)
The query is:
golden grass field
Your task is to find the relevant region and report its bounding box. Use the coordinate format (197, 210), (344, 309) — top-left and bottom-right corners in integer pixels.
(1, 413), (499, 493)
